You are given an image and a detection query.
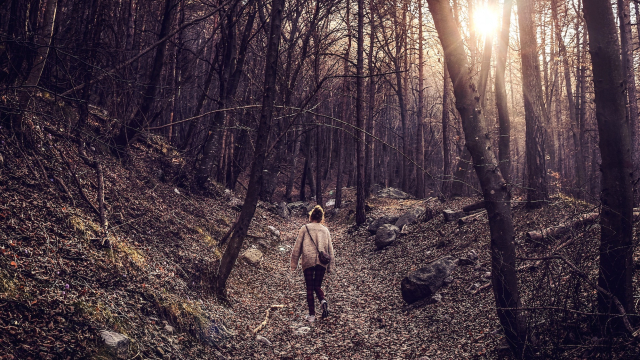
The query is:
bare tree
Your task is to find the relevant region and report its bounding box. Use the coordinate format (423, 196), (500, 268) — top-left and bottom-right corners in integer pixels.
(426, 0), (528, 356)
(215, 0), (285, 297)
(517, 0), (547, 208)
(582, 0), (635, 329)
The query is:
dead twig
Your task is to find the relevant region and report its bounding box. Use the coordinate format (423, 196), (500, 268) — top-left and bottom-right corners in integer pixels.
(252, 305), (285, 334)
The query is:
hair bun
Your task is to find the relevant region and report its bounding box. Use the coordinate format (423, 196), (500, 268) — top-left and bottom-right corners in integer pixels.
(309, 205), (325, 222)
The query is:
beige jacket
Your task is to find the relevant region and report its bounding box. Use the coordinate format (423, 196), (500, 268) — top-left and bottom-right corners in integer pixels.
(290, 223), (335, 273)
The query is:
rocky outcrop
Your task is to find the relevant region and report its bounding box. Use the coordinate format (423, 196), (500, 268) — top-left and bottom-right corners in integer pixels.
(400, 256), (457, 304)
(395, 207), (429, 229)
(367, 215), (399, 235)
(375, 224), (400, 249)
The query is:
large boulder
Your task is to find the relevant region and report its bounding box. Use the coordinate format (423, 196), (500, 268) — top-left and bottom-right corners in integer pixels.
(368, 215), (399, 235)
(395, 207), (427, 229)
(375, 224), (400, 249)
(287, 201), (311, 216)
(277, 201), (290, 219)
(377, 187), (413, 200)
(400, 256), (457, 304)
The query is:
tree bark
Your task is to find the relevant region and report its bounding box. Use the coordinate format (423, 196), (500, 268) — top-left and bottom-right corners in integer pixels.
(582, 0), (635, 329)
(426, 0), (528, 356)
(517, 0), (547, 208)
(216, 0), (284, 297)
(441, 61), (452, 196)
(617, 0), (639, 201)
(495, 0), (512, 183)
(365, 0), (376, 198)
(355, 0), (366, 224)
(416, 0), (425, 199)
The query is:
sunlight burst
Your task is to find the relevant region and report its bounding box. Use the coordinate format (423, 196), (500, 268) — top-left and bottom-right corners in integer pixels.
(472, 5), (499, 37)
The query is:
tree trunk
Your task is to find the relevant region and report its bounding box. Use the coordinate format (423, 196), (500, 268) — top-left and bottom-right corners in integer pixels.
(365, 0), (376, 198)
(617, 0), (639, 202)
(416, 0), (425, 199)
(551, 0), (585, 197)
(316, 121), (323, 207)
(216, 0), (284, 297)
(114, 0), (173, 151)
(495, 0), (512, 183)
(355, 0), (366, 225)
(517, 0), (547, 209)
(14, 0), (58, 143)
(426, 0), (528, 356)
(441, 61), (452, 196)
(582, 0), (636, 330)
(335, 0), (351, 209)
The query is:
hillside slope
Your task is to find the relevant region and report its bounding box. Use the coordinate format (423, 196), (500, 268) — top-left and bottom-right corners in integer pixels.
(1, 123), (640, 359)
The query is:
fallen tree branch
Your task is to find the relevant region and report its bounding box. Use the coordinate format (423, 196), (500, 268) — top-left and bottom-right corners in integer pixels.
(78, 146), (107, 229)
(59, 150), (100, 218)
(53, 175), (75, 206)
(526, 212), (599, 242)
(252, 305), (285, 334)
(472, 282), (492, 295)
(462, 200), (486, 213)
(458, 210), (487, 225)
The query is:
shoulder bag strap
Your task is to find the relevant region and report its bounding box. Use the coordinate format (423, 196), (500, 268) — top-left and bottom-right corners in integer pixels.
(304, 225), (321, 253)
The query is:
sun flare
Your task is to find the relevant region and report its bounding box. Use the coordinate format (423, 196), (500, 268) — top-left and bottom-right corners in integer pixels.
(472, 5), (499, 36)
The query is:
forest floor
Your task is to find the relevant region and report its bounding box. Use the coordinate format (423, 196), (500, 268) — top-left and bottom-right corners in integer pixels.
(1, 125), (640, 359)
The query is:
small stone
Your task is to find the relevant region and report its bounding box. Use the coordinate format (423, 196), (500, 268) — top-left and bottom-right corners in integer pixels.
(294, 326), (311, 335)
(164, 324), (174, 334)
(267, 226), (280, 239)
(241, 248), (263, 266)
(483, 272), (491, 279)
(256, 335), (272, 346)
(99, 330), (130, 357)
(456, 258), (476, 266)
(431, 293), (443, 302)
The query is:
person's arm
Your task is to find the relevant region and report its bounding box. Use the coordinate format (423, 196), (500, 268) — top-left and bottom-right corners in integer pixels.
(326, 230), (335, 274)
(290, 227), (305, 271)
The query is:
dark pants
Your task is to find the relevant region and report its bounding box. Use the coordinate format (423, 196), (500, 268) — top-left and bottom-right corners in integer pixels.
(303, 265), (326, 315)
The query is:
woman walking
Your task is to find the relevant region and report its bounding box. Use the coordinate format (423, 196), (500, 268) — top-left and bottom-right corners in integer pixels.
(290, 205), (335, 323)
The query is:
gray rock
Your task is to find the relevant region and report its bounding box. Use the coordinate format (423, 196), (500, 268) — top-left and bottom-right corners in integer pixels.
(443, 209), (465, 222)
(277, 202), (290, 219)
(400, 256), (457, 304)
(375, 224), (400, 249)
(395, 207), (426, 229)
(367, 216), (399, 235)
(287, 201), (311, 216)
(377, 187), (413, 199)
(467, 249), (478, 261)
(267, 226), (280, 239)
(456, 258), (476, 266)
(99, 330), (130, 357)
(164, 324), (174, 334)
(256, 335), (272, 346)
(241, 248), (263, 266)
(294, 326), (311, 335)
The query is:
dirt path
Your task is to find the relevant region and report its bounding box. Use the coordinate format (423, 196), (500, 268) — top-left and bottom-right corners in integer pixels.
(223, 198), (504, 359)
